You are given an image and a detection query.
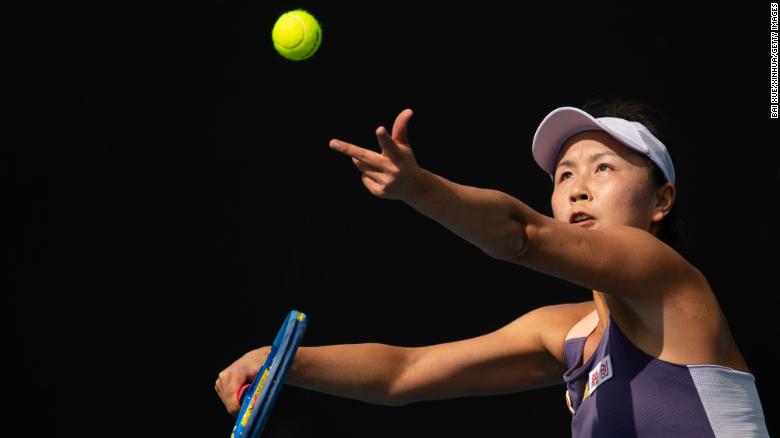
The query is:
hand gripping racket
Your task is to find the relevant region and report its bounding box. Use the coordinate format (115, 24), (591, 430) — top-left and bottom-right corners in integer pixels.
(230, 310), (308, 438)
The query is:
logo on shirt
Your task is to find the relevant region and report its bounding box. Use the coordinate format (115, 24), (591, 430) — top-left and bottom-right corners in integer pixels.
(582, 354), (613, 401)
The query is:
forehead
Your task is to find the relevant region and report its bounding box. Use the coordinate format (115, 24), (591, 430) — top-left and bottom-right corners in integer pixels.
(554, 130), (645, 170)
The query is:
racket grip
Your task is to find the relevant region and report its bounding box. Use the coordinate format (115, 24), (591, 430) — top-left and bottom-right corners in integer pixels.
(237, 383), (251, 403)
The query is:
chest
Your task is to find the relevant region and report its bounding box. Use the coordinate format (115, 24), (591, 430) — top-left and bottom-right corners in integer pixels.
(578, 327), (604, 367)
(572, 306), (747, 373)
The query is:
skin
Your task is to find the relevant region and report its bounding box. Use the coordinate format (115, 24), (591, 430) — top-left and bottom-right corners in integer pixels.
(548, 130), (749, 375)
(215, 110), (752, 414)
(551, 130), (675, 239)
(328, 109), (420, 201)
(326, 111), (750, 373)
(550, 130), (675, 334)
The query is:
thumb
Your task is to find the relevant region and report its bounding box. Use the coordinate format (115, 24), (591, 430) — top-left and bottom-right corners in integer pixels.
(391, 108), (413, 146)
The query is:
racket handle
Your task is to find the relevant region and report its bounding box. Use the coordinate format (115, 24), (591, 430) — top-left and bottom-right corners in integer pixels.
(237, 383), (251, 403)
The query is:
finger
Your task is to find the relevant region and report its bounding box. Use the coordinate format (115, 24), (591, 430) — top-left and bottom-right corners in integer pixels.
(218, 374), (242, 405)
(217, 379), (231, 404)
(222, 387), (240, 414)
(225, 380), (243, 404)
(216, 380), (230, 409)
(329, 139), (386, 169)
(352, 157), (382, 173)
(361, 174), (387, 196)
(360, 168), (388, 185)
(391, 108), (413, 146)
(228, 398), (241, 416)
(375, 126), (403, 163)
(236, 383), (251, 403)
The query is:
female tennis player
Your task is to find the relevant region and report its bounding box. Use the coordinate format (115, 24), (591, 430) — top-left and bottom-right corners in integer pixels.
(216, 99), (769, 437)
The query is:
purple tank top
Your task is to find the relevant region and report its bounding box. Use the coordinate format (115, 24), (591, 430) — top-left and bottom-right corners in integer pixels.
(563, 312), (769, 437)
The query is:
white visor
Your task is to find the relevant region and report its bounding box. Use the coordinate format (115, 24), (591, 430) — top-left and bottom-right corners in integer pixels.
(531, 106), (675, 184)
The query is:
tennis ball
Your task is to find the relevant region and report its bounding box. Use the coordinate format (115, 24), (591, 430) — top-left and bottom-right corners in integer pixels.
(271, 9), (322, 61)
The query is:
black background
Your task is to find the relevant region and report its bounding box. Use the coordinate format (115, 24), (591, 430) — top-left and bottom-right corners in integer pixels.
(14, 1), (778, 436)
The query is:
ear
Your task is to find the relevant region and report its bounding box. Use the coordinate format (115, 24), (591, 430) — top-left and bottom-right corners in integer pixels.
(651, 182), (675, 223)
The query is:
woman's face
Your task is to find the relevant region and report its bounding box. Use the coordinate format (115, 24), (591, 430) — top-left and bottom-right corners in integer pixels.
(550, 130), (674, 234)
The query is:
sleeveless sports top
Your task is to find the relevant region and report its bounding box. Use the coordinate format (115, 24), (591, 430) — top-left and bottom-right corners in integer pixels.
(563, 310), (770, 437)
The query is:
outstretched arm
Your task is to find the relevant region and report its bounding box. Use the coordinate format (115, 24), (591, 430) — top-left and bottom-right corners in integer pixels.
(216, 343), (412, 414)
(216, 303), (577, 413)
(329, 108), (534, 261)
(329, 108), (698, 299)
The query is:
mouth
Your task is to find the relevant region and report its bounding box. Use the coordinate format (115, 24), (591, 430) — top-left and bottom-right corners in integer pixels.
(573, 219), (595, 228)
(570, 212), (596, 227)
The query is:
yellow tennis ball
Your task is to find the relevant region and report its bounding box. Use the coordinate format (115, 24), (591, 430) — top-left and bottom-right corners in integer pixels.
(271, 9), (322, 61)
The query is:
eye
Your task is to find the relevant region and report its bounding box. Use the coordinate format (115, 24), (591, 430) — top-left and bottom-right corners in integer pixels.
(559, 171), (572, 182)
(596, 163), (612, 172)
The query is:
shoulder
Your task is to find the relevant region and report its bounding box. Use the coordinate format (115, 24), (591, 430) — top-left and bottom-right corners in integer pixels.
(515, 219), (696, 301)
(529, 300), (596, 366)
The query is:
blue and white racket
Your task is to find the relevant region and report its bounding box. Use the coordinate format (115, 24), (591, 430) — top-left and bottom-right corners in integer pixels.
(230, 310), (308, 438)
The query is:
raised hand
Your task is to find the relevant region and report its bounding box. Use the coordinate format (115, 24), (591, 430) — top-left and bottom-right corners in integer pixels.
(329, 108), (424, 201)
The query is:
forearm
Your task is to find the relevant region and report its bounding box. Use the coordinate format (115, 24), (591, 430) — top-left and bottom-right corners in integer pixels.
(405, 169), (537, 260)
(286, 343), (410, 406)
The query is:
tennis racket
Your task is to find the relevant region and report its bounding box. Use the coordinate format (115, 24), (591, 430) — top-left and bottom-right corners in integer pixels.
(230, 310), (308, 438)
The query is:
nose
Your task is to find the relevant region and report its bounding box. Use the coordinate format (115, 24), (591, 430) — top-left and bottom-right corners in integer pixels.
(569, 184), (592, 203)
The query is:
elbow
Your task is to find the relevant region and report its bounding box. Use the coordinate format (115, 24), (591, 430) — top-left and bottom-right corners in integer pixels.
(382, 385), (413, 407)
(504, 208), (552, 264)
(510, 223), (531, 261)
(382, 395), (408, 407)
(384, 385), (419, 407)
(493, 220), (532, 262)
(382, 347), (418, 407)
(349, 390), (404, 407)
(381, 381), (411, 408)
(499, 196), (544, 263)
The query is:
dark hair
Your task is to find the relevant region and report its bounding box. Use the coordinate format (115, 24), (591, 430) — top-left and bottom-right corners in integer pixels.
(579, 97), (687, 252)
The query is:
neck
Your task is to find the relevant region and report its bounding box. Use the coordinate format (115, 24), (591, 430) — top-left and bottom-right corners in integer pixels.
(592, 290), (610, 332)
